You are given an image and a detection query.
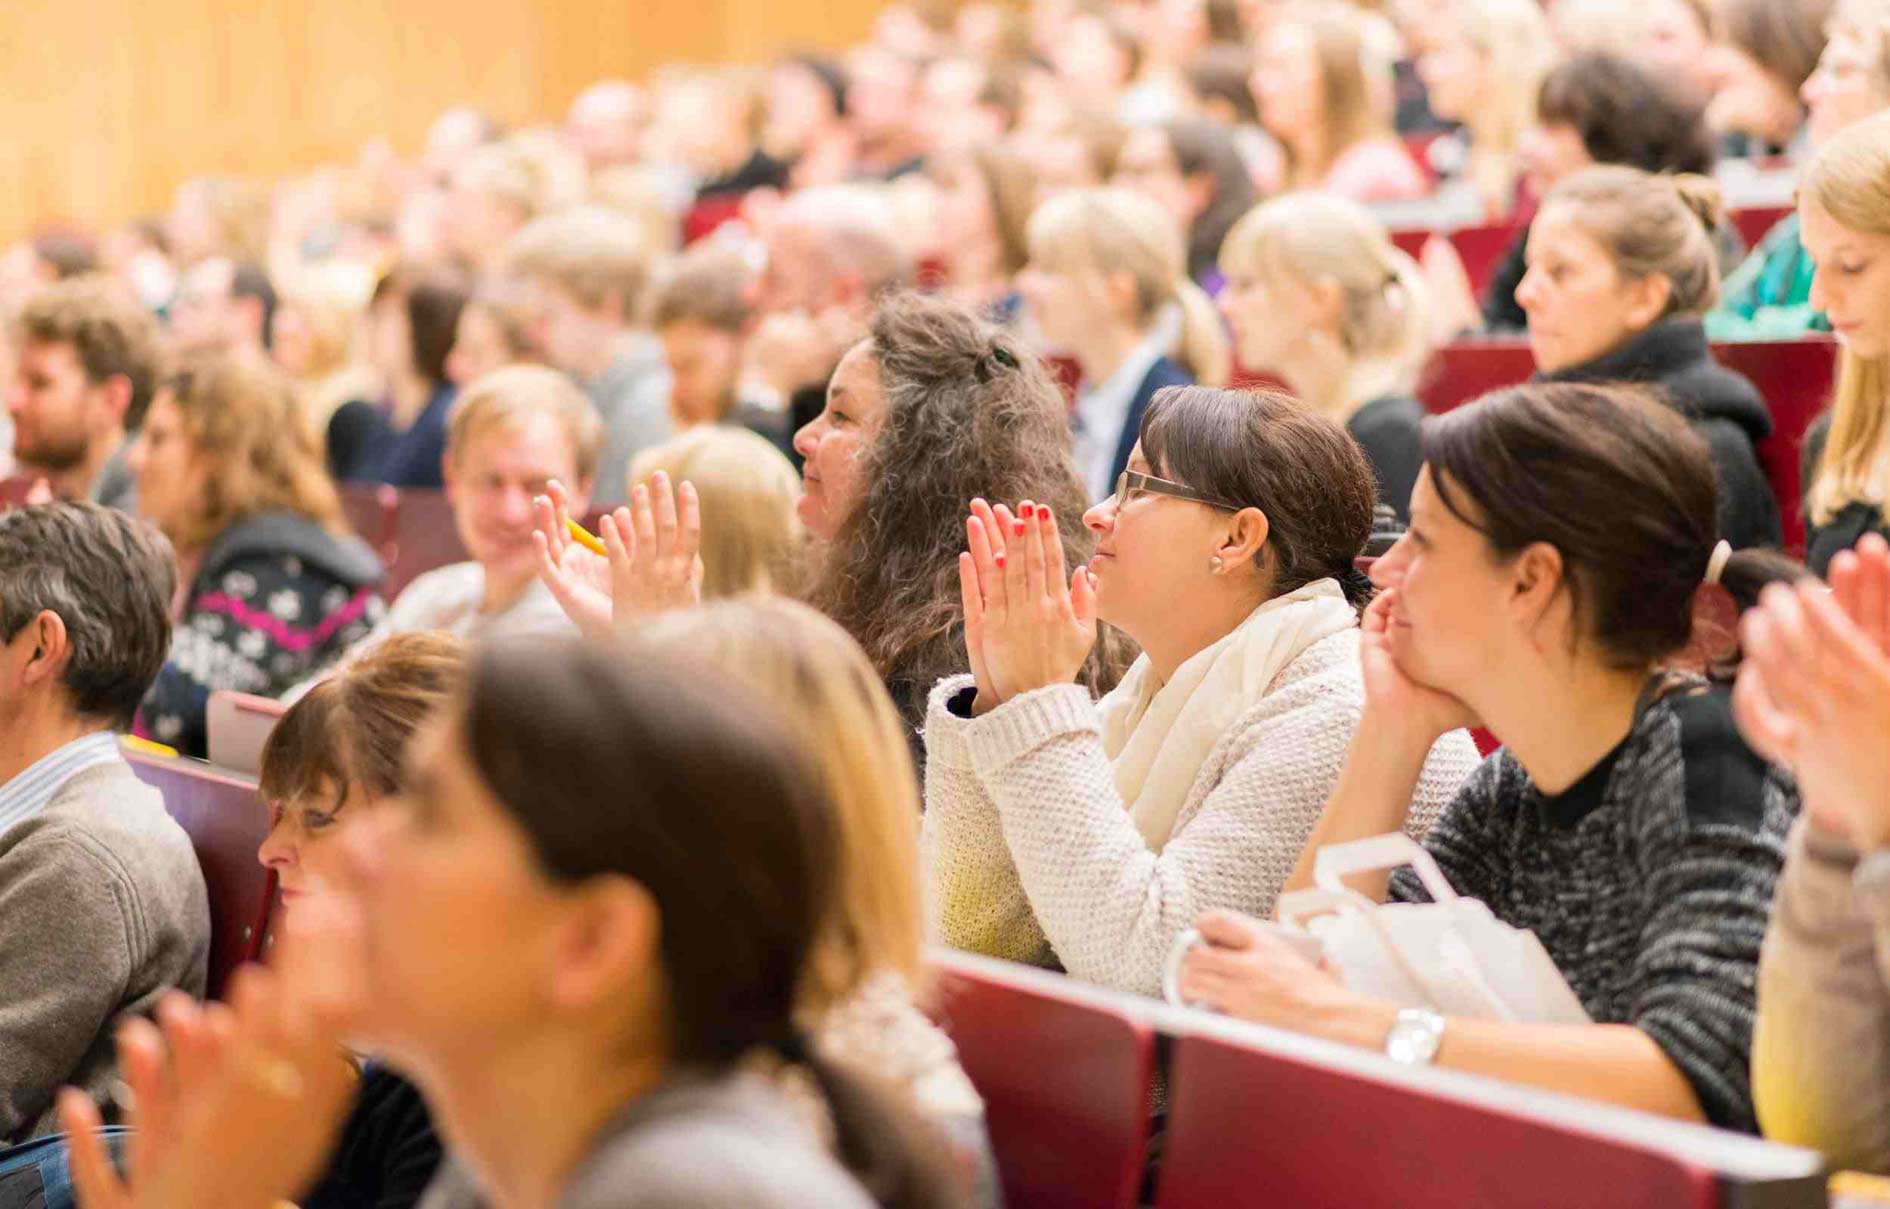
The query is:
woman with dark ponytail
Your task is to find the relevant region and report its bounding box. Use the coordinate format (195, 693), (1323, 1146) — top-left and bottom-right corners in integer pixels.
(1176, 381), (1799, 1134)
(922, 385), (1478, 996)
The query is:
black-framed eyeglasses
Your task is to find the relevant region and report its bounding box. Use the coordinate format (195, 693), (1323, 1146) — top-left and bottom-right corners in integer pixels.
(1113, 470), (1242, 512)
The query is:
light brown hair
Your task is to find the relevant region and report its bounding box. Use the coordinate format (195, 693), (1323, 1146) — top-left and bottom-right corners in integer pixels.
(1544, 165), (1726, 319)
(629, 426), (803, 599)
(18, 275), (163, 428)
(505, 204), (652, 318)
(446, 364), (604, 484)
(162, 353), (345, 552)
(1716, 0), (1835, 92)
(649, 244), (753, 333)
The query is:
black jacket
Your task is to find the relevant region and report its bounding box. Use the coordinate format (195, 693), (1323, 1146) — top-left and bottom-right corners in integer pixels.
(1541, 319), (1782, 550)
(1801, 413), (1890, 576)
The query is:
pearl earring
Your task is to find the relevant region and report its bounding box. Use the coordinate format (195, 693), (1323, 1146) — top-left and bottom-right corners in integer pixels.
(1209, 556), (1224, 574)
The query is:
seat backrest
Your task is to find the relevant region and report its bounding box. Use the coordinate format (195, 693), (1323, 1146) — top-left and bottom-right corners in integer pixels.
(126, 752), (273, 998)
(929, 953), (1156, 1209)
(1731, 205), (1792, 252)
(338, 482), (398, 568)
(1417, 340), (1535, 413)
(385, 488), (468, 599)
(206, 691), (288, 778)
(1719, 338), (1837, 555)
(1156, 1030), (1741, 1209)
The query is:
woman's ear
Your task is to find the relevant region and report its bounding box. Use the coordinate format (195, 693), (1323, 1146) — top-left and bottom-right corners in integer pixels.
(545, 876), (661, 1013)
(1307, 277), (1346, 335)
(1623, 273), (1675, 332)
(1509, 540), (1570, 645)
(1218, 506), (1271, 572)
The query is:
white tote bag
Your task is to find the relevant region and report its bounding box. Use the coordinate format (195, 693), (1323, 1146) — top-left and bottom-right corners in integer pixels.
(1270, 833), (1591, 1025)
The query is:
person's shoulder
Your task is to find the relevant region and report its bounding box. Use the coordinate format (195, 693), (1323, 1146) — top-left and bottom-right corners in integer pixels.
(1142, 355), (1194, 395)
(389, 562), (484, 620)
(1633, 681), (1783, 832)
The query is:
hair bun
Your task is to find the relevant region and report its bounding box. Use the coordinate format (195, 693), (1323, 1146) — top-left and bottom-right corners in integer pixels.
(1669, 173), (1725, 236)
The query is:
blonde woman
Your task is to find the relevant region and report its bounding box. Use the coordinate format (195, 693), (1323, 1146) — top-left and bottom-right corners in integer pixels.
(1218, 193), (1432, 518)
(629, 425), (804, 599)
(1019, 187), (1230, 503)
(271, 282), (378, 435)
(1252, 4), (1429, 203)
(1800, 111), (1890, 576)
(130, 354), (385, 757)
(1418, 0), (1556, 220)
(643, 599), (992, 1200)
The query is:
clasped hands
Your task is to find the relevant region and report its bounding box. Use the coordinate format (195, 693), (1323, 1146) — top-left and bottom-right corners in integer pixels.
(532, 471), (705, 639)
(958, 498), (1097, 715)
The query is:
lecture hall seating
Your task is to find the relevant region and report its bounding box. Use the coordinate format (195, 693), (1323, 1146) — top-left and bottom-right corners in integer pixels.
(126, 750), (273, 998)
(928, 950), (1830, 1209)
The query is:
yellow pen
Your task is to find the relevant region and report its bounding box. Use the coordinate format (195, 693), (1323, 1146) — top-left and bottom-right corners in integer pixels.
(565, 517), (608, 556)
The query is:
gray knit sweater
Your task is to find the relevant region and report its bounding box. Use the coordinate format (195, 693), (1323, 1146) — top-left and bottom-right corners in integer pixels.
(1390, 679), (1795, 1132)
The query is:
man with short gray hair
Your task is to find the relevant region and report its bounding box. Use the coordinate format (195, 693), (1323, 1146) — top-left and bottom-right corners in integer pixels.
(0, 503), (207, 1141)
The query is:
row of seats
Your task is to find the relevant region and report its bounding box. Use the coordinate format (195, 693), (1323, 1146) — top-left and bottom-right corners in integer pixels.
(929, 950), (1827, 1209)
(1384, 205), (1794, 297)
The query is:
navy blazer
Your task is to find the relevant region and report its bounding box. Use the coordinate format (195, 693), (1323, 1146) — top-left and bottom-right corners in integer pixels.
(1109, 356), (1194, 487)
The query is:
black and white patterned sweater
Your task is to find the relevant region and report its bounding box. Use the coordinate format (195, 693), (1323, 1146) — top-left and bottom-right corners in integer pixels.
(1390, 678), (1796, 1132)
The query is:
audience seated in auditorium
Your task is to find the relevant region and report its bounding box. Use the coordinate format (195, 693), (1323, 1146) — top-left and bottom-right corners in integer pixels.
(924, 145), (1035, 322)
(131, 355), (384, 757)
(1467, 52), (1723, 334)
(925, 385), (1477, 996)
(1019, 187), (1228, 503)
(168, 256), (275, 359)
(1705, 0), (1833, 160)
(1800, 112), (1890, 576)
(443, 278), (539, 388)
(0, 503), (206, 1142)
(1737, 532), (1890, 1175)
(1218, 193), (1432, 520)
(641, 599), (994, 1200)
(259, 631), (464, 1209)
(271, 281), (379, 451)
(648, 243), (792, 456)
(440, 141), (541, 275)
(9, 276), (160, 512)
(1521, 166), (1781, 549)
(1710, 0), (1890, 339)
(798, 293), (1126, 743)
(334, 266), (469, 487)
(1416, 0), (1556, 221)
(1178, 382), (1797, 1133)
(1113, 118), (1259, 290)
(746, 185), (912, 448)
(505, 206), (670, 507)
(1252, 5), (1429, 205)
(309, 367), (593, 691)
(629, 427), (802, 599)
(67, 639), (969, 1208)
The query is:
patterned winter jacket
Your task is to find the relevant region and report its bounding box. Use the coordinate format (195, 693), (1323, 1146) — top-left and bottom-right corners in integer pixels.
(137, 510), (384, 758)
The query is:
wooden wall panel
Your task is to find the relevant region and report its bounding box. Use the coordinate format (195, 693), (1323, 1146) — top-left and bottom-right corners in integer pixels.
(1, 0), (882, 242)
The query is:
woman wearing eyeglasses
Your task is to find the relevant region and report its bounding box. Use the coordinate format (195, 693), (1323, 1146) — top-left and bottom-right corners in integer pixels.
(921, 385), (1479, 996)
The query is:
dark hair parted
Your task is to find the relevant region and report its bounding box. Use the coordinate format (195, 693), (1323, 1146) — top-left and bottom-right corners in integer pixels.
(260, 631), (467, 812)
(1537, 53), (1716, 177)
(1140, 386), (1379, 610)
(0, 503), (175, 727)
(458, 639), (964, 1209)
(374, 265), (470, 389)
(807, 292), (1122, 707)
(1422, 381), (1790, 669)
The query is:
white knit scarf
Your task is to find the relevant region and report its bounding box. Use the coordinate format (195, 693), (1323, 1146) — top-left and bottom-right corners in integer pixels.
(1098, 578), (1359, 852)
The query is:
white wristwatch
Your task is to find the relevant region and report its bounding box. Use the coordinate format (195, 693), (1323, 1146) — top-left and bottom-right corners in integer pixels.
(1384, 1007), (1446, 1066)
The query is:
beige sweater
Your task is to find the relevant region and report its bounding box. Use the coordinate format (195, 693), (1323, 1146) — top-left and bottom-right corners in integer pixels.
(921, 628), (1481, 996)
(1755, 820), (1890, 1173)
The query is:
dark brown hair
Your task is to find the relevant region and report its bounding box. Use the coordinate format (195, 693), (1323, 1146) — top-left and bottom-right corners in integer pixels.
(459, 639), (965, 1208)
(806, 293), (1124, 711)
(260, 631), (467, 811)
(374, 265), (469, 389)
(650, 244), (752, 333)
(18, 275), (163, 428)
(1422, 381), (1789, 669)
(1140, 386), (1379, 611)
(1161, 118), (1261, 283)
(1537, 53), (1716, 177)
(0, 502), (174, 727)
(1715, 0), (1834, 92)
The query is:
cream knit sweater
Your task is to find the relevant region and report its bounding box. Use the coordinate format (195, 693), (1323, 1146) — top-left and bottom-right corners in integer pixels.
(920, 628), (1481, 997)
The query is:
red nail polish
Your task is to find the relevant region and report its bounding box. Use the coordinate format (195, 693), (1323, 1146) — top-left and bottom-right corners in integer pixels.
(994, 553), (1006, 567)
(1013, 521), (1027, 537)
(1020, 503), (1034, 519)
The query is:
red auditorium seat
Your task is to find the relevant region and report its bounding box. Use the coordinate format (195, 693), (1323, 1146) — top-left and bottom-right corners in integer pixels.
(1719, 338), (1837, 555)
(385, 488), (468, 598)
(1731, 205), (1792, 252)
(929, 952), (1155, 1209)
(126, 751), (273, 998)
(1153, 1023), (1822, 1209)
(338, 482), (398, 569)
(1416, 338), (1535, 412)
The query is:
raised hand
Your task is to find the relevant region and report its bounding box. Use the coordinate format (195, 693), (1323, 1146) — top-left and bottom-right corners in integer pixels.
(1738, 576), (1890, 848)
(60, 964), (356, 1209)
(1359, 587), (1478, 744)
(532, 479), (614, 640)
(959, 498), (1095, 713)
(606, 470), (704, 619)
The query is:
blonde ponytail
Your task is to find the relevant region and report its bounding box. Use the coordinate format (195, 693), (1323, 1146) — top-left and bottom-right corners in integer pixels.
(1172, 279), (1231, 387)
